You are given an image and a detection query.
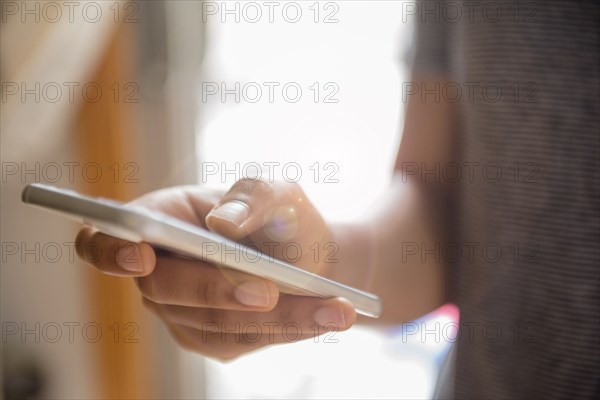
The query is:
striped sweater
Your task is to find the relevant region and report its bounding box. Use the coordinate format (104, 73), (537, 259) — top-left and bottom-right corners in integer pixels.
(410, 1), (599, 398)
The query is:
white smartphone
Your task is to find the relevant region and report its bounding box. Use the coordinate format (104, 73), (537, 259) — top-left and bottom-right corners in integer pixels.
(21, 183), (382, 318)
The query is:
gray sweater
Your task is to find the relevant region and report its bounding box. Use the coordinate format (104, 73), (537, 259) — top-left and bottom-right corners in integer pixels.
(409, 1), (599, 398)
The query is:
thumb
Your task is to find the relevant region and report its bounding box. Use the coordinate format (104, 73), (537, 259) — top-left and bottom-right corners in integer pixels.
(205, 178), (309, 241)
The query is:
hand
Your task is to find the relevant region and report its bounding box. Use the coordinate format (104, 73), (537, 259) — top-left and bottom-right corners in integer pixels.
(75, 180), (356, 360)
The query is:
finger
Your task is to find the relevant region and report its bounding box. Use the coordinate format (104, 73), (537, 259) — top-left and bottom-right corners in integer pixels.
(206, 179), (329, 258)
(136, 255), (280, 310)
(205, 178), (275, 239)
(129, 185), (223, 227)
(206, 179), (321, 241)
(75, 226), (156, 276)
(143, 295), (357, 334)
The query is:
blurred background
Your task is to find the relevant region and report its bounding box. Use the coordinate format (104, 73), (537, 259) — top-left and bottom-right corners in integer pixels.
(1, 1), (455, 398)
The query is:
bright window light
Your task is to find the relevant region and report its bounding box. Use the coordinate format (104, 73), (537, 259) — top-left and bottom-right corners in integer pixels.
(196, 1), (408, 221)
(193, 2), (445, 398)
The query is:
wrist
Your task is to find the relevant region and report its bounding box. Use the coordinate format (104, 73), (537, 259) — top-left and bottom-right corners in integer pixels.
(322, 222), (375, 290)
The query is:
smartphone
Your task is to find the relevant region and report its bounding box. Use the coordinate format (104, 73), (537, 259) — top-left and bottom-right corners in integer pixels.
(21, 183), (382, 318)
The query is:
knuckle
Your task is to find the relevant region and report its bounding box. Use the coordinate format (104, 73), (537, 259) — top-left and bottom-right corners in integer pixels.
(277, 304), (295, 325)
(203, 306), (223, 326)
(75, 230), (102, 265)
(84, 244), (104, 265)
(236, 176), (270, 190)
(231, 177), (273, 200)
(136, 276), (156, 302)
(272, 181), (310, 209)
(196, 277), (224, 307)
(275, 180), (303, 196)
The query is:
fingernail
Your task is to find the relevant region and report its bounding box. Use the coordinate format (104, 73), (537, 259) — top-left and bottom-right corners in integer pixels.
(207, 201), (250, 229)
(315, 305), (346, 329)
(235, 281), (271, 307)
(116, 245), (143, 272)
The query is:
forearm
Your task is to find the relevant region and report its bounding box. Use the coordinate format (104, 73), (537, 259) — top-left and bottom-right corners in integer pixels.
(327, 178), (448, 324)
(326, 73), (457, 324)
